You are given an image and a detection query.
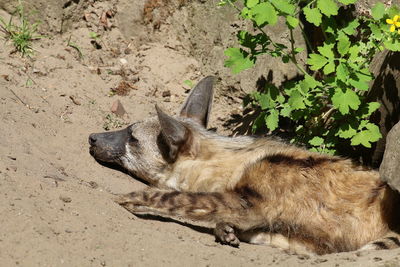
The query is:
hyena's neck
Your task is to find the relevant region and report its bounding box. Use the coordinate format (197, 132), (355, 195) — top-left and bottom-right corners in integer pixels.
(158, 135), (288, 192)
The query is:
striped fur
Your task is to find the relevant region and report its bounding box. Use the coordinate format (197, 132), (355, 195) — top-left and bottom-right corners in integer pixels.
(90, 77), (400, 255)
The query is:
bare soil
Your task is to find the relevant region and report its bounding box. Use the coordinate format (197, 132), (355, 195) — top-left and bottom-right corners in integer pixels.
(1, 1), (400, 266)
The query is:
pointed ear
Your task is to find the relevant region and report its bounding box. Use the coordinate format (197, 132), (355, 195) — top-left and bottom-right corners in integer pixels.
(180, 76), (215, 128)
(156, 105), (190, 162)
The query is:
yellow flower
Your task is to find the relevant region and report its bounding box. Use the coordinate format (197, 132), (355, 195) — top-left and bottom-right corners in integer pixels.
(387, 15), (400, 32)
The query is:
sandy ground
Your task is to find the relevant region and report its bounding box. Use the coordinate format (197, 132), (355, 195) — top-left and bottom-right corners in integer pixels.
(1, 2), (400, 266)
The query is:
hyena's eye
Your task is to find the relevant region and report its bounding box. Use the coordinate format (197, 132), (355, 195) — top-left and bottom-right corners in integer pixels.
(129, 135), (138, 144)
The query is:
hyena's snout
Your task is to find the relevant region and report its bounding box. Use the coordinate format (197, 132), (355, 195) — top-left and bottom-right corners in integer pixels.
(88, 127), (130, 163)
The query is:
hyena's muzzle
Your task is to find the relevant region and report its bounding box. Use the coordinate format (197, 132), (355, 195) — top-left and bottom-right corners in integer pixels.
(88, 127), (130, 163)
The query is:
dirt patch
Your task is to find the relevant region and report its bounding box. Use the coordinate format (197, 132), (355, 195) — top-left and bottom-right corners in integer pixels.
(1, 0), (400, 266)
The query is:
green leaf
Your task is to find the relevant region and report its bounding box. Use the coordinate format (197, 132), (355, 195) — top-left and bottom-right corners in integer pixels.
(317, 0), (338, 17)
(366, 102), (380, 116)
(224, 48), (255, 74)
(307, 53), (328, 71)
(294, 47), (304, 53)
(371, 2), (385, 20)
(384, 39), (400, 52)
(336, 63), (349, 82)
(271, 0), (295, 14)
(342, 19), (360, 35)
(323, 61), (335, 75)
(318, 43), (335, 59)
(288, 90), (306, 110)
(359, 102), (380, 118)
(349, 79), (369, 91)
(259, 93), (273, 109)
(357, 69), (373, 81)
(265, 110), (279, 131)
(286, 15), (299, 29)
(332, 88), (361, 115)
(276, 94), (285, 104)
(245, 0), (259, 8)
(304, 75), (322, 89)
(337, 0), (357, 4)
(251, 2), (278, 26)
(337, 34), (350, 56)
(348, 45), (360, 61)
(388, 6), (400, 18)
(280, 104), (292, 117)
(351, 123), (382, 148)
(303, 6), (322, 26)
(369, 23), (382, 39)
(309, 136), (324, 146)
(337, 123), (357, 138)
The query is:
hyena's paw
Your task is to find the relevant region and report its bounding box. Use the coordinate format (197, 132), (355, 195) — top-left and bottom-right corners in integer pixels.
(113, 192), (147, 213)
(214, 222), (240, 247)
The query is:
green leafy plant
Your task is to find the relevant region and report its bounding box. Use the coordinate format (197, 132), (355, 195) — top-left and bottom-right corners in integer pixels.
(220, 0), (400, 154)
(0, 0), (43, 56)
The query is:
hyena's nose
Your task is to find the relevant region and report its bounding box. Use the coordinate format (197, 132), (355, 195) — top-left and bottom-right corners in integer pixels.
(89, 134), (97, 145)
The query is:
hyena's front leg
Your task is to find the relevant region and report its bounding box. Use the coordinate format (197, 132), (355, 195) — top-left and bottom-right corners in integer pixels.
(114, 189), (265, 247)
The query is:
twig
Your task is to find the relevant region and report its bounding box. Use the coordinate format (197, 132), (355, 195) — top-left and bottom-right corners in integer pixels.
(9, 88), (29, 108)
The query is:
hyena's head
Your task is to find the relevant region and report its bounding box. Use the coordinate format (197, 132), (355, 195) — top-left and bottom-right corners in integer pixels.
(88, 76), (215, 185)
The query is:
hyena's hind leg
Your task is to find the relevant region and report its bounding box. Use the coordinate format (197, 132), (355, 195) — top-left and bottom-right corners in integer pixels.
(358, 232), (400, 251)
(114, 189), (265, 246)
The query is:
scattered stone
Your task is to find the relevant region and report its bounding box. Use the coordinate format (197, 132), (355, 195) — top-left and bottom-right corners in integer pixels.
(124, 47), (132, 54)
(119, 58), (128, 65)
(59, 195), (72, 203)
(88, 181), (99, 189)
(111, 81), (135, 96)
(380, 122), (400, 192)
(111, 100), (127, 117)
(373, 257), (382, 262)
(7, 156), (16, 161)
(162, 90), (171, 97)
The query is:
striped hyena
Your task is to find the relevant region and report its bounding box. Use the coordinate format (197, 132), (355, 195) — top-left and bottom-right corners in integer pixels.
(89, 76), (400, 255)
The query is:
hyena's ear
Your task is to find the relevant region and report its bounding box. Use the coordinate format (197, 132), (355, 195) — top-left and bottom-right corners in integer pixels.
(180, 76), (215, 128)
(156, 105), (191, 162)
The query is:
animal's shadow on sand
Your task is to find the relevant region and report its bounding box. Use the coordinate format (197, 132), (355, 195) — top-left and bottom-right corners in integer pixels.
(135, 214), (214, 236)
(93, 158), (151, 186)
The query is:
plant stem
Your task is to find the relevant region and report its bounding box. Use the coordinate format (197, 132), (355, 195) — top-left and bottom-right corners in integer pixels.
(295, 0), (318, 16)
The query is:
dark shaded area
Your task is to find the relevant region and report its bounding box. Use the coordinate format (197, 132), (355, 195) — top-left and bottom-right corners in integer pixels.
(363, 51), (400, 167)
(223, 71), (301, 139)
(92, 158), (151, 186)
(134, 214), (213, 235)
(63, 0), (80, 9)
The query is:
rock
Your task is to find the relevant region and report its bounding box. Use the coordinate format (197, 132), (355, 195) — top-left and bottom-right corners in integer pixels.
(59, 195), (72, 203)
(162, 90), (171, 97)
(379, 122), (400, 192)
(110, 100), (127, 117)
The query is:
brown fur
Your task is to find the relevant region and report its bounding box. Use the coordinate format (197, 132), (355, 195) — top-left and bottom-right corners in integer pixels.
(89, 76), (400, 255)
